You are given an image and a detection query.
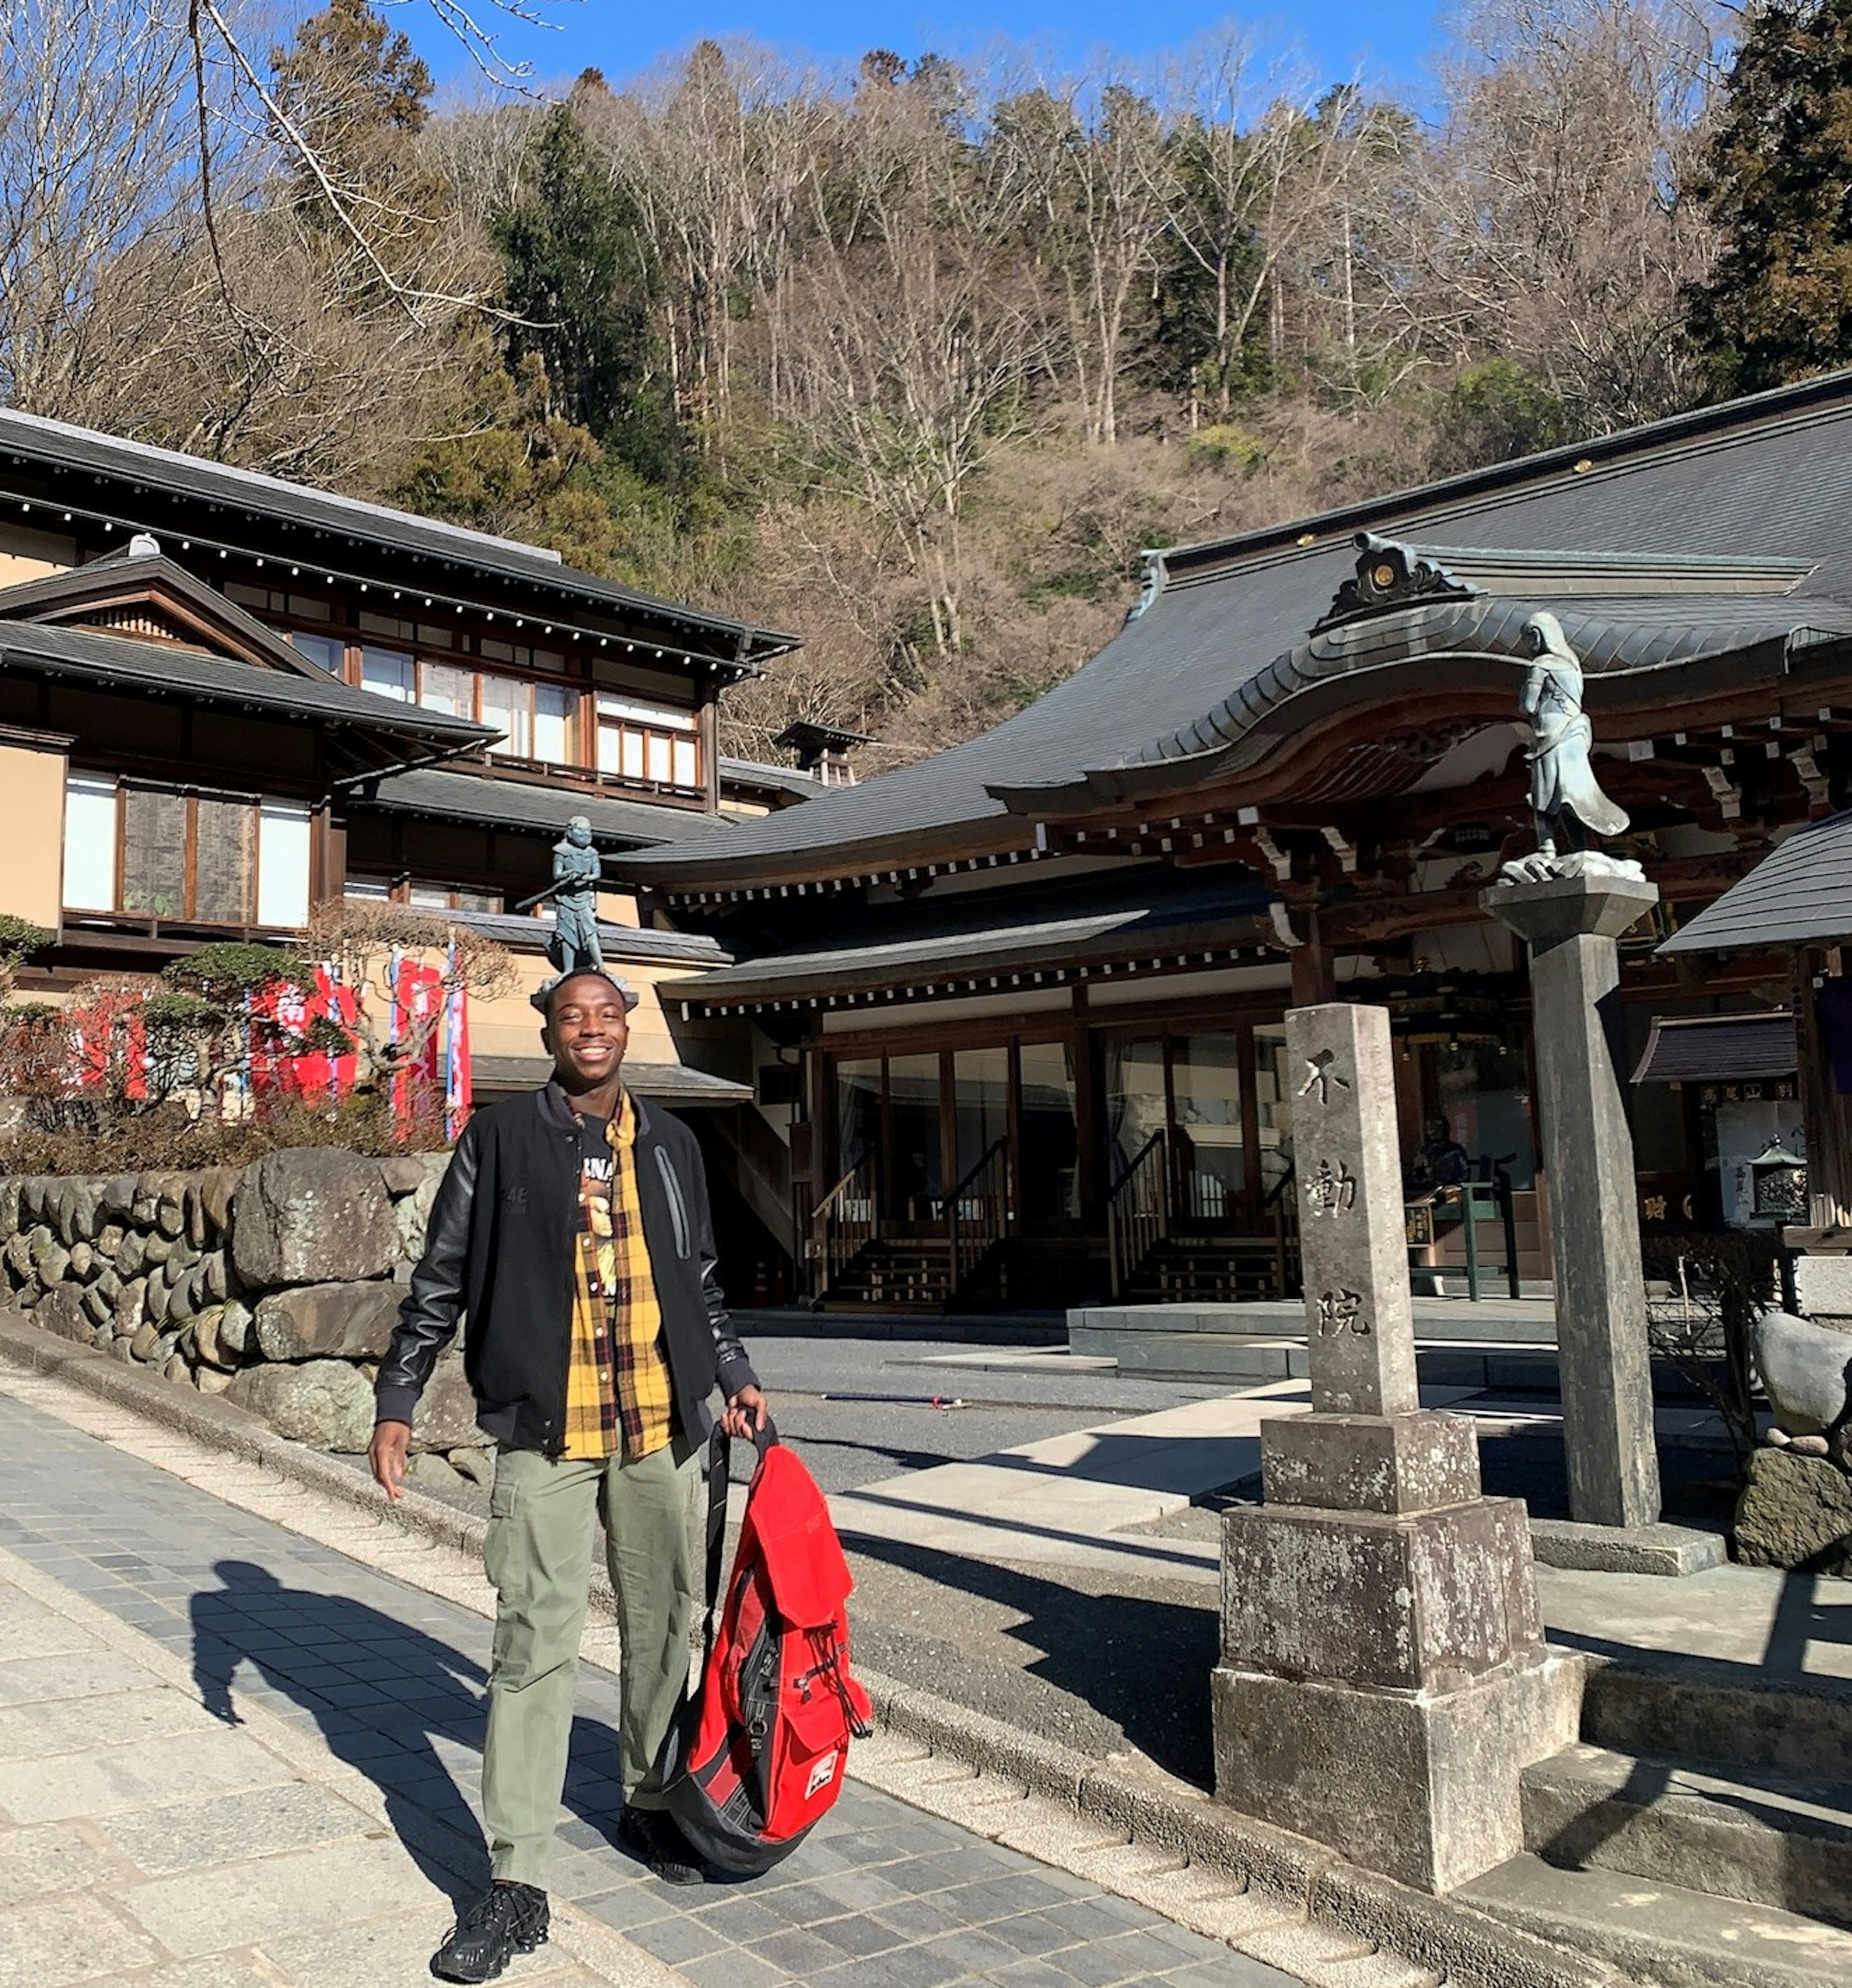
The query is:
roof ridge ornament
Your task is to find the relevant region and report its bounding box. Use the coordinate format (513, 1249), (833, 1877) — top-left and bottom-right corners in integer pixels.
(1316, 533), (1477, 629)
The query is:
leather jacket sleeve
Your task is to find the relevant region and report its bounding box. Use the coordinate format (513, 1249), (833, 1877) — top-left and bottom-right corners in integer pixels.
(690, 1136), (757, 1400)
(374, 1128), (478, 1427)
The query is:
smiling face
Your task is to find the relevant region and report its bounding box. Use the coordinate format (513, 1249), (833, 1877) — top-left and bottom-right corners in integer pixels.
(542, 973), (630, 1094)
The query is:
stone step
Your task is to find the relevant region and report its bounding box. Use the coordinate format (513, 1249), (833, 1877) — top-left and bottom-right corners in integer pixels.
(1459, 1852), (1852, 1988)
(1580, 1657), (1852, 1784)
(1523, 1740), (1852, 1928)
(1068, 1324), (1566, 1390)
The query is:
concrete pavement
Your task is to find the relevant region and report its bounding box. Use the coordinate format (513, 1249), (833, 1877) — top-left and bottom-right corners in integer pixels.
(0, 1377), (1316, 1988)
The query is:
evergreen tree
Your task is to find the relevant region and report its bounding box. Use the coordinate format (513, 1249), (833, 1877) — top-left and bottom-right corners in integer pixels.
(1689, 1), (1852, 393)
(493, 102), (679, 481)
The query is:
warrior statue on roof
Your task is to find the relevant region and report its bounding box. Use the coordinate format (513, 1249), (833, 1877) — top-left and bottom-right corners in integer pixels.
(1499, 613), (1644, 884)
(544, 816), (604, 976)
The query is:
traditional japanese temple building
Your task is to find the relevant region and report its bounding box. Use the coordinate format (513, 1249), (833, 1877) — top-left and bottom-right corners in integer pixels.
(621, 371), (1852, 1311)
(5, 375), (1852, 1315)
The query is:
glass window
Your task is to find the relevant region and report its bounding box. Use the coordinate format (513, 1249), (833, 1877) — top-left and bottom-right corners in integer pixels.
(120, 788), (188, 918)
(289, 630), (344, 673)
(952, 1047), (1010, 1185)
(343, 876), (392, 900)
(596, 694), (701, 790)
(1018, 1041), (1079, 1225)
(1434, 1041), (1537, 1190)
(1104, 1037), (1168, 1176)
(833, 1057), (883, 1222)
(1175, 1035), (1244, 1222)
(360, 646), (414, 702)
(419, 662), (475, 717)
(534, 683), (574, 762)
(194, 796), (257, 925)
(63, 775), (117, 910)
(480, 674), (531, 759)
(887, 1052), (943, 1220)
(258, 803), (312, 928)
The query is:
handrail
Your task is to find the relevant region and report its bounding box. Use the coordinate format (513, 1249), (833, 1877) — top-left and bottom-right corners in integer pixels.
(949, 1137), (1010, 1295)
(1107, 1128), (1170, 1298)
(815, 1151), (877, 1302)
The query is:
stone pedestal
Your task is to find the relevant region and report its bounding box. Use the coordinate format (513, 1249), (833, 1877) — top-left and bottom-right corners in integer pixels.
(1212, 1004), (1576, 1894)
(1484, 873), (1662, 1530)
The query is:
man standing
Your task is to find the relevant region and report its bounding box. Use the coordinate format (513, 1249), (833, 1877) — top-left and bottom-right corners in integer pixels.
(369, 968), (766, 1984)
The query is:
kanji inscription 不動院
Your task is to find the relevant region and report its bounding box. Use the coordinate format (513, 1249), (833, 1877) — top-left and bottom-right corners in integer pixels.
(1286, 1003), (1419, 1416)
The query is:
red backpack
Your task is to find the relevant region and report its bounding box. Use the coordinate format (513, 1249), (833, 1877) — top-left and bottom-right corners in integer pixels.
(662, 1422), (872, 1875)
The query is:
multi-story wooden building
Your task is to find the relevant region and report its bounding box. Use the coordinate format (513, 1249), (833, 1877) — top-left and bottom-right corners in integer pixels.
(0, 406), (806, 1142)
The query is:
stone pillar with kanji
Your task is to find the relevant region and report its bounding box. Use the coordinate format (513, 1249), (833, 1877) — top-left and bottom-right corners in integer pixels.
(1211, 1001), (1578, 1893)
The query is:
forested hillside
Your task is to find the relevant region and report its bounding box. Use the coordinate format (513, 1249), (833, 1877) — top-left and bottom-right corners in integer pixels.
(1, 1), (1840, 765)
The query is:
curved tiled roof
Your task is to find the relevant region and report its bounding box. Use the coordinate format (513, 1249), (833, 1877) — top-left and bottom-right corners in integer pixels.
(622, 372), (1852, 888)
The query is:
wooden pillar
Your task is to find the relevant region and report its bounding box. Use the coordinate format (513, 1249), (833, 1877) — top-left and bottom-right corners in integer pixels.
(1795, 948), (1852, 1234)
(1290, 909), (1336, 1007)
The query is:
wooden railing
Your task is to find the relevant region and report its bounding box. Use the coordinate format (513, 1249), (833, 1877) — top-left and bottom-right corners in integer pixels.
(1107, 1129), (1170, 1298)
(814, 1155), (876, 1301)
(949, 1138), (1010, 1294)
(1262, 1160), (1299, 1298)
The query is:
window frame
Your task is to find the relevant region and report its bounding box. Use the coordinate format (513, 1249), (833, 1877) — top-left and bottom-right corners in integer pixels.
(595, 693), (704, 795)
(62, 773), (314, 933)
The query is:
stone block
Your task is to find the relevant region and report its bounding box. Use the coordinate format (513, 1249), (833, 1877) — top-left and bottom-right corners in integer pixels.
(27, 1229), (68, 1286)
(1795, 1255), (1852, 1318)
(378, 1155), (430, 1197)
(1734, 1446), (1852, 1574)
(1262, 1411), (1481, 1516)
(216, 1297), (253, 1356)
(33, 1286), (91, 1345)
(252, 1281), (402, 1362)
(1527, 1516), (1725, 1577)
(114, 1231), (146, 1279)
(0, 1180), (19, 1244)
(406, 1348), (480, 1452)
(1222, 1496), (1540, 1691)
(199, 1164), (239, 1237)
(96, 1174), (136, 1218)
(225, 1358), (376, 1449)
(232, 1147), (397, 1289)
(1212, 1650), (1563, 1894)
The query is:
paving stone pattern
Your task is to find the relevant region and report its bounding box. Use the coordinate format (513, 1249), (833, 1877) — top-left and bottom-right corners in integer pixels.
(0, 1390), (1297, 1988)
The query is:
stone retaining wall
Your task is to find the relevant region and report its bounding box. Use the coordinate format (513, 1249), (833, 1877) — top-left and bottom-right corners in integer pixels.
(0, 1147), (481, 1483)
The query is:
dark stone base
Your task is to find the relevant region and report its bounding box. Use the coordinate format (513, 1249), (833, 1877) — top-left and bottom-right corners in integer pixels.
(1734, 1446), (1852, 1575)
(1212, 1649), (1580, 1893)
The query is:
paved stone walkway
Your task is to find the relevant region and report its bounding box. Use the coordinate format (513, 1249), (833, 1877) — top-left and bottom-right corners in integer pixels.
(0, 1389), (1301, 1988)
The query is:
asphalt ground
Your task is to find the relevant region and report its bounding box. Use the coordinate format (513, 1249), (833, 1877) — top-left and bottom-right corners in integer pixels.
(355, 1331), (1744, 1797)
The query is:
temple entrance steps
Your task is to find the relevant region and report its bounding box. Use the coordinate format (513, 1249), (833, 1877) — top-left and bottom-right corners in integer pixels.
(1121, 1233), (1299, 1307)
(1461, 1658), (1852, 1985)
(816, 1236), (957, 1311)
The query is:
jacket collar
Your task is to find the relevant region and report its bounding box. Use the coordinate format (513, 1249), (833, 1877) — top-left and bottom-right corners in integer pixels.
(539, 1078), (653, 1141)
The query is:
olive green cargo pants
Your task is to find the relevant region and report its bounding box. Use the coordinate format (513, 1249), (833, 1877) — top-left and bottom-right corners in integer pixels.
(480, 1438), (703, 1886)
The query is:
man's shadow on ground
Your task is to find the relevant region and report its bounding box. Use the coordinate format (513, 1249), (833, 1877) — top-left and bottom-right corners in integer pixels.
(189, 1559), (639, 1906)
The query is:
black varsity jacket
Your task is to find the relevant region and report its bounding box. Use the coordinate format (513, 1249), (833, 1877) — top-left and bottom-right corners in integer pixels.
(373, 1082), (758, 1453)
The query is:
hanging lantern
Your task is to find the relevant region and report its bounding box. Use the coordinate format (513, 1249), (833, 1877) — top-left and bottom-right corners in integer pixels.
(1748, 1139), (1808, 1222)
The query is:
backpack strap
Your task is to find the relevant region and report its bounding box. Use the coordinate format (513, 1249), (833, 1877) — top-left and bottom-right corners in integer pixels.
(702, 1416), (780, 1615)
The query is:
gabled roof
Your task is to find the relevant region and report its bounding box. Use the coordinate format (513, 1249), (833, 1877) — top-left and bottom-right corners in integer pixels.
(0, 406), (798, 663)
(620, 368), (1852, 891)
(1660, 811), (1852, 953)
(1632, 1012), (1797, 1083)
(0, 618), (495, 779)
(0, 537), (324, 677)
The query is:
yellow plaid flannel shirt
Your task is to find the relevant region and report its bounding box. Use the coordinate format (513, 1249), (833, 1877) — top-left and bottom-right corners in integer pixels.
(560, 1092), (673, 1461)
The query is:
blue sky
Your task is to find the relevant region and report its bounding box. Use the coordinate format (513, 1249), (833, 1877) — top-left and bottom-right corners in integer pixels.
(395, 1), (1444, 102)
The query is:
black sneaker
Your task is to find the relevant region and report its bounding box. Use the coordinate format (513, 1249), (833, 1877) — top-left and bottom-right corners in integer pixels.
(618, 1806), (705, 1886)
(431, 1880), (549, 1983)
